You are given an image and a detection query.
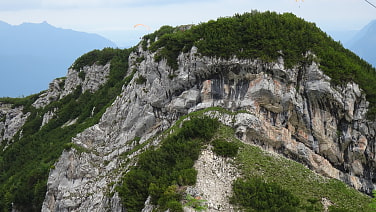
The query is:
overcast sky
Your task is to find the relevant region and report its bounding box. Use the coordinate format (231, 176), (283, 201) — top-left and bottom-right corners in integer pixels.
(0, 0), (375, 47)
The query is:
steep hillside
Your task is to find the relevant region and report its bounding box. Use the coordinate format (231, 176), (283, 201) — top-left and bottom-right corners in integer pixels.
(0, 21), (116, 97)
(1, 11), (376, 211)
(0, 48), (130, 211)
(347, 20), (376, 68)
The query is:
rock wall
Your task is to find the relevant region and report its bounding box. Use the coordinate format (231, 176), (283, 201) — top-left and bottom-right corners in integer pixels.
(61, 63), (111, 98)
(32, 78), (65, 109)
(42, 45), (376, 211)
(0, 103), (30, 147)
(33, 63), (111, 109)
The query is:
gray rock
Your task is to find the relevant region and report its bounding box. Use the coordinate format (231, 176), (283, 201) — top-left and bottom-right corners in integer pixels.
(33, 63), (111, 110)
(41, 108), (57, 127)
(61, 63), (111, 98)
(42, 45), (376, 211)
(32, 78), (64, 109)
(0, 103), (30, 146)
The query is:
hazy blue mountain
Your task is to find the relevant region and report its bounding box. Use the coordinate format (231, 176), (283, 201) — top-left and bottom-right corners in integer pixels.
(346, 20), (376, 68)
(326, 30), (358, 44)
(0, 21), (116, 97)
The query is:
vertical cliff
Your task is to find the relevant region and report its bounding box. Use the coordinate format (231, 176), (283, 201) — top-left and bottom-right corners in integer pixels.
(42, 43), (375, 211)
(0, 104), (30, 147)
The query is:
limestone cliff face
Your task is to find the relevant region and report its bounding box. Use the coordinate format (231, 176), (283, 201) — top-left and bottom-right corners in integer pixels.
(60, 63), (111, 98)
(42, 45), (376, 211)
(0, 103), (30, 147)
(33, 63), (111, 109)
(30, 63), (111, 129)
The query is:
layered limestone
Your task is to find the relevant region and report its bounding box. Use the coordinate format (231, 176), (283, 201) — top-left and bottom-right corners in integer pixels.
(41, 108), (57, 127)
(33, 63), (111, 109)
(32, 78), (65, 109)
(0, 103), (30, 146)
(42, 45), (376, 211)
(61, 63), (111, 98)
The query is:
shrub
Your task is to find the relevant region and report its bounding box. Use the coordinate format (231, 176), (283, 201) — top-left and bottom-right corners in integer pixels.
(135, 74), (147, 84)
(212, 139), (239, 157)
(78, 71), (86, 80)
(231, 177), (300, 212)
(184, 194), (208, 212)
(117, 116), (219, 211)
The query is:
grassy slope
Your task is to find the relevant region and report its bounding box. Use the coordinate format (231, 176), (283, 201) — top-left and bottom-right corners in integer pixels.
(213, 111), (372, 211)
(197, 110), (368, 211)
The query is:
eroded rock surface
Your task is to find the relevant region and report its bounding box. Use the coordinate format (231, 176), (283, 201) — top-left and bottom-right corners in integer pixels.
(42, 45), (376, 211)
(0, 103), (30, 146)
(33, 63), (111, 109)
(187, 147), (240, 211)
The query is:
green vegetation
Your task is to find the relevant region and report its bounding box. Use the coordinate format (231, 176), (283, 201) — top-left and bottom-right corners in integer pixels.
(135, 74), (147, 84)
(0, 47), (132, 211)
(1, 10), (376, 212)
(231, 177), (300, 212)
(116, 117), (219, 212)
(212, 139), (239, 157)
(70, 47), (124, 71)
(236, 138), (372, 211)
(370, 190), (376, 210)
(183, 194), (208, 211)
(143, 11), (376, 119)
(116, 108), (372, 212)
(0, 93), (40, 111)
(78, 71), (86, 80)
(211, 109), (372, 211)
(142, 25), (175, 51)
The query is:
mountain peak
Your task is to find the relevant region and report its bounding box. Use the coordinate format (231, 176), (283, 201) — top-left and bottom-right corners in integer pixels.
(347, 19), (376, 67)
(0, 20), (117, 97)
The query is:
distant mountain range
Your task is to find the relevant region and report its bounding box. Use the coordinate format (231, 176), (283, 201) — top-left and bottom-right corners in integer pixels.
(345, 20), (376, 68)
(0, 21), (116, 97)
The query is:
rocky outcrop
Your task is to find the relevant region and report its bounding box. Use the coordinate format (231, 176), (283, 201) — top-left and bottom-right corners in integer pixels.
(61, 63), (111, 98)
(33, 63), (111, 109)
(31, 63), (112, 132)
(0, 103), (30, 147)
(42, 45), (376, 211)
(32, 78), (65, 109)
(41, 108), (57, 127)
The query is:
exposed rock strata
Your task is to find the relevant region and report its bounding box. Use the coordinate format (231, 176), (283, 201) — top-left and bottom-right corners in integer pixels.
(41, 108), (57, 127)
(33, 63), (111, 109)
(61, 63), (111, 98)
(42, 46), (376, 211)
(32, 78), (65, 109)
(0, 103), (30, 146)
